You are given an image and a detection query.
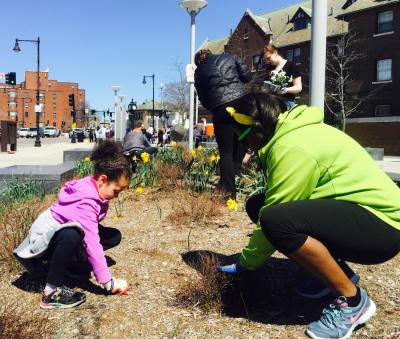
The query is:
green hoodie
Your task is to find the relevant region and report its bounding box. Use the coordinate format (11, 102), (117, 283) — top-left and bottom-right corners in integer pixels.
(239, 105), (400, 270)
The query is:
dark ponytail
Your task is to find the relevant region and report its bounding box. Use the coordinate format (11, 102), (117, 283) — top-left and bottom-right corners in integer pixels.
(91, 140), (132, 182)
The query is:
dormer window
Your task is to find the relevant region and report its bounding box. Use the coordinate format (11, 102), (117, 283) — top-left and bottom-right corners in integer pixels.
(290, 8), (311, 31)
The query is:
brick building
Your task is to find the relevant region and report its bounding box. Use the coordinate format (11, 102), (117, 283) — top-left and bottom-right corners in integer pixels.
(200, 0), (400, 154)
(0, 71), (85, 131)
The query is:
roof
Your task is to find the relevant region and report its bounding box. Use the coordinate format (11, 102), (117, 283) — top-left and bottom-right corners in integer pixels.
(136, 101), (164, 111)
(198, 37), (228, 54)
(256, 0), (348, 48)
(340, 0), (400, 17)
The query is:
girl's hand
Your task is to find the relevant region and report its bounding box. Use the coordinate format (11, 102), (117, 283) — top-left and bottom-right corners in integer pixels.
(103, 278), (129, 295)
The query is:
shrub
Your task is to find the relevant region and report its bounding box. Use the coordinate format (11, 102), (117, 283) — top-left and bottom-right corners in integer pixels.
(0, 196), (54, 274)
(167, 189), (223, 225)
(0, 302), (55, 338)
(73, 158), (94, 178)
(174, 255), (231, 313)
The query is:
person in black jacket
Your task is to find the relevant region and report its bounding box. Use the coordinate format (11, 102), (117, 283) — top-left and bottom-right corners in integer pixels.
(194, 49), (252, 199)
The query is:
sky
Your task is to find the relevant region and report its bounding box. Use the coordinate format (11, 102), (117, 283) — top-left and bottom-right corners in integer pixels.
(1, 0), (301, 111)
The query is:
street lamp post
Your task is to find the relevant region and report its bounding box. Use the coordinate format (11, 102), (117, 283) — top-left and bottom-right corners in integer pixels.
(13, 37), (42, 147)
(111, 86), (120, 141)
(179, 0), (208, 150)
(143, 74), (155, 131)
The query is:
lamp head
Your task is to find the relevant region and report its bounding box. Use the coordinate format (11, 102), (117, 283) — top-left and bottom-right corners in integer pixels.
(179, 0), (208, 13)
(142, 76), (146, 84)
(13, 39), (21, 52)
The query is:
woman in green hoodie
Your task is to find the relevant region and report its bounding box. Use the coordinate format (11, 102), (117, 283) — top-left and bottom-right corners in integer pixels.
(218, 92), (400, 339)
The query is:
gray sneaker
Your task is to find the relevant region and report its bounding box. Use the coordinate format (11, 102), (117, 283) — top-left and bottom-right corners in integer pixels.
(306, 287), (376, 339)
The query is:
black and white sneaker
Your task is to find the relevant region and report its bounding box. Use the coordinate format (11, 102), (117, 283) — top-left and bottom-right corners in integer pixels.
(40, 286), (86, 309)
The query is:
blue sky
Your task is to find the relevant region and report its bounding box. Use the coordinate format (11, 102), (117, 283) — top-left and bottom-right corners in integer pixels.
(1, 0), (300, 110)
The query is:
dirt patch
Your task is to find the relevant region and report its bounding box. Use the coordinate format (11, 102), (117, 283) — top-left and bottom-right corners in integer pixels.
(1, 189), (399, 338)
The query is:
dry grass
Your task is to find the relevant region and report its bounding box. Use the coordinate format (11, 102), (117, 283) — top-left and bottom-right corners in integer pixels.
(0, 301), (55, 339)
(155, 162), (185, 189)
(174, 254), (231, 314)
(167, 189), (224, 225)
(0, 196), (55, 274)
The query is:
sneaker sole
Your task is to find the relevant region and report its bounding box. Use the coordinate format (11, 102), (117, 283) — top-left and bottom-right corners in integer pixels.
(297, 274), (360, 300)
(40, 298), (86, 310)
(305, 299), (376, 339)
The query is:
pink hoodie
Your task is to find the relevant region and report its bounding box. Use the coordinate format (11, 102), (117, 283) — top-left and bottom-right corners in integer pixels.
(50, 176), (111, 284)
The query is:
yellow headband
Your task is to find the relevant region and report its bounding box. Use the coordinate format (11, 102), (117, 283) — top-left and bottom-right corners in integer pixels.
(226, 107), (254, 126)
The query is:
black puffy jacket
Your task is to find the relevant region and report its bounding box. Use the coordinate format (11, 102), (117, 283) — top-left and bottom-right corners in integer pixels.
(194, 53), (252, 111)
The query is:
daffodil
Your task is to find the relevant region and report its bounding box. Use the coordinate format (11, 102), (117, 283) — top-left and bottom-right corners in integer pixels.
(191, 149), (196, 156)
(140, 182), (145, 187)
(198, 145), (204, 151)
(227, 198), (238, 211)
(210, 154), (216, 162)
(204, 170), (209, 176)
(136, 187), (143, 194)
(84, 156), (91, 162)
(216, 155), (220, 162)
(132, 155), (138, 161)
(141, 152), (150, 163)
(171, 141), (176, 146)
(113, 215), (120, 221)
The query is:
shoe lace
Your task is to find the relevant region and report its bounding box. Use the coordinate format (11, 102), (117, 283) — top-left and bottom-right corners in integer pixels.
(59, 286), (76, 298)
(319, 297), (347, 327)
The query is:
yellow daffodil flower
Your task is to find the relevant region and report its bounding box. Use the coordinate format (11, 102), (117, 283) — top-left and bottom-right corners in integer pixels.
(191, 149), (196, 156)
(141, 152), (150, 163)
(198, 145), (203, 151)
(132, 155), (138, 161)
(171, 141), (176, 146)
(113, 215), (120, 221)
(216, 155), (220, 162)
(84, 156), (91, 162)
(140, 182), (145, 187)
(227, 198), (238, 211)
(205, 170), (209, 176)
(136, 187), (143, 194)
(210, 154), (216, 162)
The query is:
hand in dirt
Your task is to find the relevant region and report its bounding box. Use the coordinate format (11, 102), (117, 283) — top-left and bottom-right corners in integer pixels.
(217, 262), (250, 275)
(104, 278), (129, 295)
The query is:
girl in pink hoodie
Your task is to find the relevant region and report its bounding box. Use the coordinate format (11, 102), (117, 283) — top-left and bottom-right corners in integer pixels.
(14, 141), (132, 309)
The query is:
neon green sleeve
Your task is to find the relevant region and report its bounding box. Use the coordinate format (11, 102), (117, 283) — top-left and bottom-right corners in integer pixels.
(239, 144), (320, 270)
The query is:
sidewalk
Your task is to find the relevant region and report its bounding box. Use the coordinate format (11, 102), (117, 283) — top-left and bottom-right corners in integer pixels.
(0, 140), (93, 169)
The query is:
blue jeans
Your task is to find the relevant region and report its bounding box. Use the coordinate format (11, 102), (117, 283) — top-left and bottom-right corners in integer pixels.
(286, 100), (296, 110)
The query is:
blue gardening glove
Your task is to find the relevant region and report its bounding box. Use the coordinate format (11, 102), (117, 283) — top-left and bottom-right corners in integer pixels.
(217, 261), (249, 275)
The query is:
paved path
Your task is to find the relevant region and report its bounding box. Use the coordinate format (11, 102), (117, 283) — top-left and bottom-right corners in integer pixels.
(0, 137), (93, 168)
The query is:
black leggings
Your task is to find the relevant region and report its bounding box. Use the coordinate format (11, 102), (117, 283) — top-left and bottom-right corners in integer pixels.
(213, 105), (246, 199)
(45, 224), (121, 286)
(246, 195), (400, 265)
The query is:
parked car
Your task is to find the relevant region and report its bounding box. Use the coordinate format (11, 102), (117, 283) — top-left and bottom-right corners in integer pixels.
(68, 128), (87, 139)
(43, 126), (60, 138)
(17, 128), (30, 138)
(27, 127), (45, 138)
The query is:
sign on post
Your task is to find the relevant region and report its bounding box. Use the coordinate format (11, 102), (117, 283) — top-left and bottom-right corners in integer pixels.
(186, 64), (196, 83)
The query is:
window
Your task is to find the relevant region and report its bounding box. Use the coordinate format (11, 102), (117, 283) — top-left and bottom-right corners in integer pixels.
(294, 48), (301, 63)
(52, 103), (57, 109)
(24, 102), (29, 108)
(25, 112), (29, 118)
(9, 111), (17, 117)
(286, 49), (294, 62)
(8, 91), (16, 97)
(243, 28), (249, 40)
(53, 121), (57, 127)
(8, 102), (17, 107)
(53, 112), (57, 121)
(336, 38), (345, 56)
(374, 104), (392, 117)
(377, 11), (393, 34)
(294, 18), (308, 30)
(24, 92), (29, 98)
(376, 59), (392, 81)
(39, 93), (45, 98)
(52, 93), (57, 99)
(252, 55), (261, 71)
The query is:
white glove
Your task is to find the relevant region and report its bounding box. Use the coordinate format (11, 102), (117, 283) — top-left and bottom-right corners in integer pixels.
(277, 87), (288, 95)
(103, 277), (129, 295)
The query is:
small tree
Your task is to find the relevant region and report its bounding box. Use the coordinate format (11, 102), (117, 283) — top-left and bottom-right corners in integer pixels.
(325, 31), (384, 131)
(162, 61), (189, 123)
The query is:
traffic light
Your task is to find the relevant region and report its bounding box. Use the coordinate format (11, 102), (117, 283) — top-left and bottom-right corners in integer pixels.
(91, 109), (96, 115)
(68, 94), (75, 107)
(107, 109), (110, 116)
(5, 72), (16, 85)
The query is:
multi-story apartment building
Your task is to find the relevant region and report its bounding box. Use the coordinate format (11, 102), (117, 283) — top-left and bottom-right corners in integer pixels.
(200, 0), (400, 154)
(0, 71), (85, 130)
